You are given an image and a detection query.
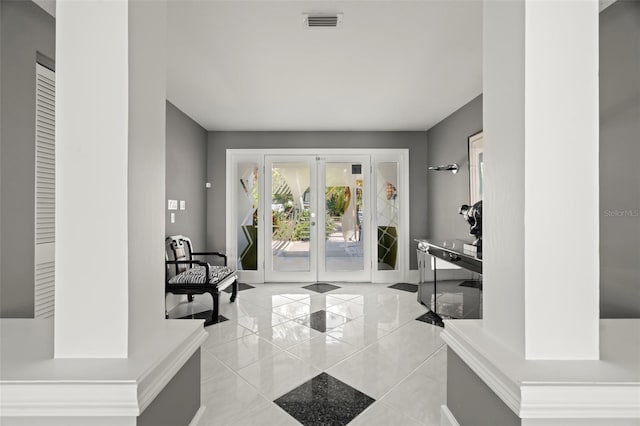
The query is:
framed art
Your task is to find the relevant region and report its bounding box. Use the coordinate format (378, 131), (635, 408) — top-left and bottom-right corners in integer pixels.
(468, 131), (484, 204)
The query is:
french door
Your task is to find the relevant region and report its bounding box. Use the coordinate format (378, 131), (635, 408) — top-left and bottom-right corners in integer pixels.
(264, 155), (371, 282)
(227, 149), (409, 283)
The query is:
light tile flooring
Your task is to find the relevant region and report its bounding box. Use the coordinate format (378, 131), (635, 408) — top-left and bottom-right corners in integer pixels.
(170, 283), (446, 426)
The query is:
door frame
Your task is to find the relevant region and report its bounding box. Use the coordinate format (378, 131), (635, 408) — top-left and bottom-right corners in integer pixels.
(226, 148), (409, 283)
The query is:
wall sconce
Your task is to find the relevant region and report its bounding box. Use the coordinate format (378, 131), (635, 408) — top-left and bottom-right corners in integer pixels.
(427, 163), (459, 174)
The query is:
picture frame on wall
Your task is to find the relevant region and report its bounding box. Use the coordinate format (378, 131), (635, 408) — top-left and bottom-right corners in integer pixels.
(468, 131), (484, 204)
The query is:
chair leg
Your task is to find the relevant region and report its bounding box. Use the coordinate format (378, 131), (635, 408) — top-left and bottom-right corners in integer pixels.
(212, 291), (220, 322)
(230, 279), (238, 303)
(202, 290), (220, 327)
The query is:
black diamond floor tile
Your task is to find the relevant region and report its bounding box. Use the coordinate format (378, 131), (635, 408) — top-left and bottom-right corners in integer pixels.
(274, 372), (375, 426)
(388, 282), (418, 293)
(458, 280), (483, 290)
(223, 282), (255, 293)
(415, 311), (445, 328)
(302, 283), (341, 294)
(294, 310), (350, 333)
(177, 311), (229, 326)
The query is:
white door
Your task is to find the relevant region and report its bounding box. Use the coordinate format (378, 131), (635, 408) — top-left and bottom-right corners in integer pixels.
(264, 155), (371, 282)
(317, 155), (371, 282)
(265, 156), (318, 282)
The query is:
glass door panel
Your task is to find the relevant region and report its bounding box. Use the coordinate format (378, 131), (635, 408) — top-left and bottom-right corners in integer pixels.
(265, 157), (317, 282)
(376, 162), (399, 271)
(236, 162), (259, 271)
(319, 157), (370, 282)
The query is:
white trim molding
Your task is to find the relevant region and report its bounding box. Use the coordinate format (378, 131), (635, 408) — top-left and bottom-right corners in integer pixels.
(0, 319), (207, 419)
(440, 405), (460, 426)
(441, 319), (640, 423)
(189, 406), (206, 426)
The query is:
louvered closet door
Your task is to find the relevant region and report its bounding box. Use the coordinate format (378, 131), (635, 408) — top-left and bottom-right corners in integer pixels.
(34, 63), (55, 319)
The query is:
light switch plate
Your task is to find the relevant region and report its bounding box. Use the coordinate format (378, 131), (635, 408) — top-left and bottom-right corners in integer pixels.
(170, 212), (175, 224)
(179, 200), (186, 210)
(168, 199), (178, 210)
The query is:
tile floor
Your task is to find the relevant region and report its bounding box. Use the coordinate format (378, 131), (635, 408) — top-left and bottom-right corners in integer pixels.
(169, 283), (447, 426)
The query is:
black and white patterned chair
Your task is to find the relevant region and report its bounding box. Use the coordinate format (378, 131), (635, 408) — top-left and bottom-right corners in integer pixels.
(165, 235), (238, 326)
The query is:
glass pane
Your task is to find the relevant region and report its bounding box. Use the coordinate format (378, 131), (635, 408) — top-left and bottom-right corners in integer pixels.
(271, 162), (310, 272)
(237, 162), (259, 270)
(325, 163), (364, 272)
(377, 162), (399, 270)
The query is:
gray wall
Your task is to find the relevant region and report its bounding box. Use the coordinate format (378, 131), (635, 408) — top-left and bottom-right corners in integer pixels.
(207, 131), (428, 269)
(127, 0), (168, 344)
(138, 350), (201, 426)
(0, 0), (55, 318)
(447, 350), (520, 426)
(599, 0), (640, 318)
(166, 101), (208, 250)
(426, 95), (483, 241)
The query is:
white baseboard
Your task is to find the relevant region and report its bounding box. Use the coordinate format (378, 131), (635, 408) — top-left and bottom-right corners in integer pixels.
(441, 405), (460, 426)
(189, 406), (206, 426)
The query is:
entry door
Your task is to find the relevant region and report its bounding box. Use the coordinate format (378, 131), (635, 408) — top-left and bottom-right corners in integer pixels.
(265, 156), (318, 282)
(317, 155), (371, 282)
(264, 155), (371, 282)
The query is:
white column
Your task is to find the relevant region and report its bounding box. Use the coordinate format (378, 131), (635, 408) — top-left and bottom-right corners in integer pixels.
(55, 1), (130, 357)
(484, 0), (599, 360)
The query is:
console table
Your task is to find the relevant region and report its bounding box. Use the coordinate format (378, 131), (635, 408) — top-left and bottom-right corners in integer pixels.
(415, 239), (483, 327)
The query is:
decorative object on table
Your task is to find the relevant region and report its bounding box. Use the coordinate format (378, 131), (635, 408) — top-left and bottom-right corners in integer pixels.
(459, 200), (482, 254)
(427, 163), (459, 174)
(468, 131), (484, 204)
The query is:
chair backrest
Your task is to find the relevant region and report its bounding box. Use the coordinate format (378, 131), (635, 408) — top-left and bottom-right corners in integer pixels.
(165, 235), (195, 278)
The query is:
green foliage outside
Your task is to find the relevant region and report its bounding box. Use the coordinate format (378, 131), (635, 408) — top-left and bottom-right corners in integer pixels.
(271, 182), (351, 242)
(272, 209), (336, 241)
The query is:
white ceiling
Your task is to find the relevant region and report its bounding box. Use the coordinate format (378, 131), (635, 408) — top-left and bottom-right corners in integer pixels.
(166, 1), (483, 131)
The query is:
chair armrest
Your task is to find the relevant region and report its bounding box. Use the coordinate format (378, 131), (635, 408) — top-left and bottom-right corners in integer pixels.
(191, 252), (228, 266)
(165, 260), (211, 284)
(165, 259), (208, 267)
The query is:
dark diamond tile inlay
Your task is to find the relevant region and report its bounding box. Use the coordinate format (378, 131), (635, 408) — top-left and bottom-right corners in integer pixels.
(223, 282), (255, 293)
(177, 311), (229, 326)
(388, 282), (418, 293)
(416, 311), (445, 328)
(458, 280), (483, 290)
(294, 310), (350, 333)
(302, 282), (341, 294)
(275, 372), (375, 426)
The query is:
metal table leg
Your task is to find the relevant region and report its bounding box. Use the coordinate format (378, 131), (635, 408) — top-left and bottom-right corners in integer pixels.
(422, 254), (445, 327)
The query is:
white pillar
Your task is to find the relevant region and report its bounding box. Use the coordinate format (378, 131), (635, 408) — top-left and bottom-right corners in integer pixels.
(55, 0), (167, 357)
(484, 0), (600, 360)
(55, 0), (130, 358)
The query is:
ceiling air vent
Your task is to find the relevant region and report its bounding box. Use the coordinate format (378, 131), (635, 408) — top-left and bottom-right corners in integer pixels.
(303, 14), (343, 29)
